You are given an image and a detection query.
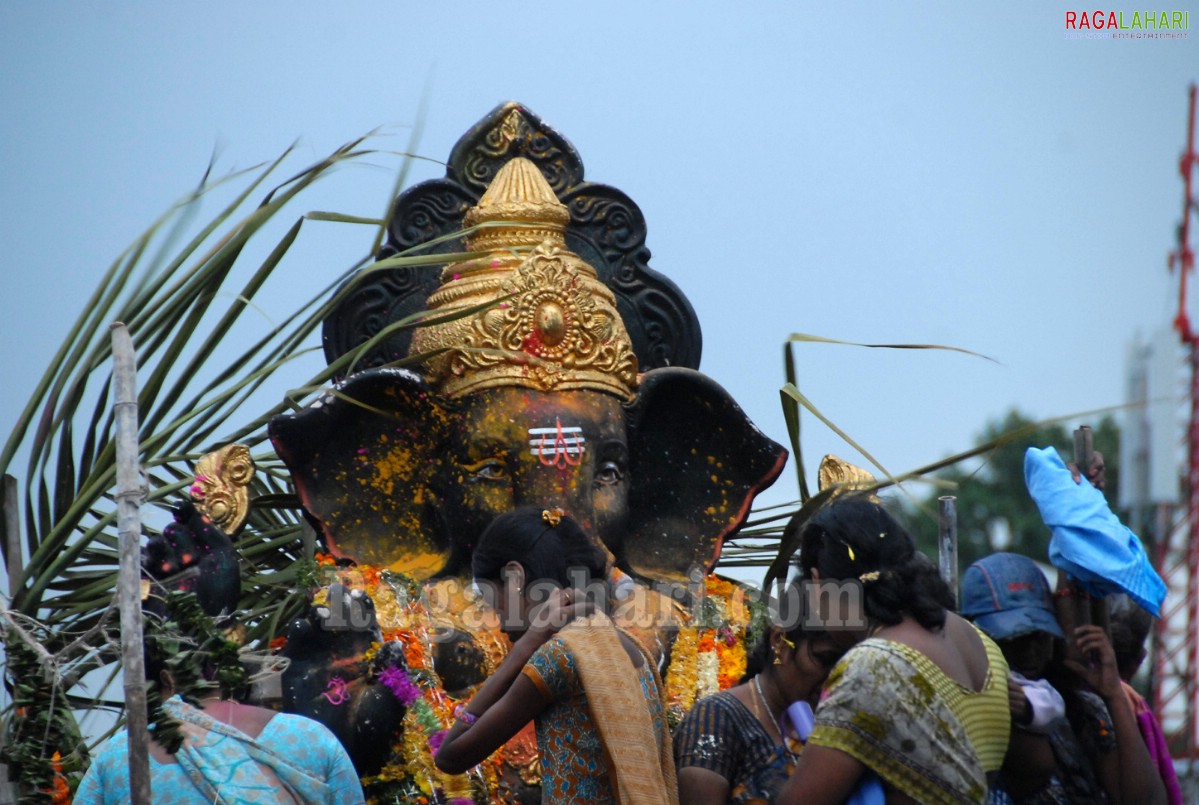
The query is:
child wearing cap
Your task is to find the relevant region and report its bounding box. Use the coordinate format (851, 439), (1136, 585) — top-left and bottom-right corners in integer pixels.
(961, 552), (1068, 738)
(961, 553), (1118, 803)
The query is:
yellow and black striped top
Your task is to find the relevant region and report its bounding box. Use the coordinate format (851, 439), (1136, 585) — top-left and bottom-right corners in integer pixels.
(809, 624), (1011, 805)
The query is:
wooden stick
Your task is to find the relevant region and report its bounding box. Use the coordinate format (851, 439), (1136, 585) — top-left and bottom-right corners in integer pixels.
(2, 475), (20, 603)
(1065, 427), (1091, 630)
(1074, 425), (1112, 632)
(111, 322), (150, 805)
(1073, 425), (1094, 483)
(1071, 425), (1110, 658)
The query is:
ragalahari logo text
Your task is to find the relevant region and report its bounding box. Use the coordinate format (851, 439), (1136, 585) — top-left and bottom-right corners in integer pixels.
(1065, 10), (1189, 39)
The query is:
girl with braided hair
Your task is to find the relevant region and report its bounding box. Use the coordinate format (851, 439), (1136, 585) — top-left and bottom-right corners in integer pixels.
(434, 506), (678, 805)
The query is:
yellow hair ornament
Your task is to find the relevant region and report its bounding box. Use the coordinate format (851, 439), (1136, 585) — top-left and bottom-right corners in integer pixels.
(859, 571), (881, 583)
(542, 508), (564, 527)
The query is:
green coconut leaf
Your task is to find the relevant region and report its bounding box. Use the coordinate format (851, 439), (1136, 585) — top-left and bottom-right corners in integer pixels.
(0, 130), (470, 797)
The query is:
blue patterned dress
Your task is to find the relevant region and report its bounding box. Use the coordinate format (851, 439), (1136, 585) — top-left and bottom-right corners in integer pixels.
(674, 690), (797, 804)
(522, 634), (670, 805)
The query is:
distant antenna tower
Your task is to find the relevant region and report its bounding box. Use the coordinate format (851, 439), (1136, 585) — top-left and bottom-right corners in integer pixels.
(1158, 82), (1198, 762)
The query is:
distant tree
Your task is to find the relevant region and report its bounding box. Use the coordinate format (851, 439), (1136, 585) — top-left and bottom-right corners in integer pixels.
(905, 409), (1121, 571)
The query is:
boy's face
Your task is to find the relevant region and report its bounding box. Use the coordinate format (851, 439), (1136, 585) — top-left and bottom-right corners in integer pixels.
(998, 630), (1056, 679)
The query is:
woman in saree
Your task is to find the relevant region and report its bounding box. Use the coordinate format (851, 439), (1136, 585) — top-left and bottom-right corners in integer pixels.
(77, 689), (364, 804)
(434, 507), (678, 805)
(674, 579), (845, 804)
(76, 651), (363, 804)
(778, 497), (1012, 805)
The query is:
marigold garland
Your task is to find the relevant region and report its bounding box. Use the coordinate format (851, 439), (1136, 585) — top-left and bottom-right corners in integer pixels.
(311, 556), (507, 803)
(308, 560), (755, 803)
(664, 574), (752, 728)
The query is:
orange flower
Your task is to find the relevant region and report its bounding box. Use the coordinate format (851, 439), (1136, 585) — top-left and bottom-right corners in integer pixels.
(705, 574), (750, 626)
(716, 637), (747, 690)
(46, 752), (69, 805)
(360, 565), (382, 588)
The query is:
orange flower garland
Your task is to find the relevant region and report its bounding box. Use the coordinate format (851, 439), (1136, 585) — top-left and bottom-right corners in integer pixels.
(664, 574), (751, 727)
(309, 556), (515, 804)
(304, 560), (754, 803)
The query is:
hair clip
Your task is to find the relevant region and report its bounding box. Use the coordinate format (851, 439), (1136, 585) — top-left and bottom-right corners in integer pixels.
(542, 508), (564, 527)
(859, 570), (881, 583)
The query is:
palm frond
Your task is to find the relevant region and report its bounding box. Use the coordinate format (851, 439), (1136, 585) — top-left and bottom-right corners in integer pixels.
(0, 135), (464, 789)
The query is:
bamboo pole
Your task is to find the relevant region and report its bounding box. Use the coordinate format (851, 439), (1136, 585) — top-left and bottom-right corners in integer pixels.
(0, 477), (20, 805)
(1072, 425), (1094, 485)
(938, 496), (959, 606)
(1068, 425), (1094, 629)
(2, 475), (19, 604)
(111, 322), (150, 805)
(1073, 426), (1112, 632)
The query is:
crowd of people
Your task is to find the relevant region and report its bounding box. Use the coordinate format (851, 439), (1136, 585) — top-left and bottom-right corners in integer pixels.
(77, 493), (1180, 804)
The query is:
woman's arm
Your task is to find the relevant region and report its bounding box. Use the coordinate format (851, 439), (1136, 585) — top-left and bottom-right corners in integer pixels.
(676, 767), (731, 804)
(434, 670), (548, 774)
(1065, 625), (1166, 805)
(776, 744), (865, 805)
(672, 695), (735, 805)
(435, 592), (584, 774)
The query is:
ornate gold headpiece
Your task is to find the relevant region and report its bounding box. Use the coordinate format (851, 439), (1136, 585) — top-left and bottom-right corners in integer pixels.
(189, 443), (255, 534)
(409, 157), (638, 400)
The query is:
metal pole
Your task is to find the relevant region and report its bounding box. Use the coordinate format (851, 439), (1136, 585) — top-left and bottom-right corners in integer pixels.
(1157, 81), (1199, 776)
(938, 496), (958, 607)
(111, 322), (150, 805)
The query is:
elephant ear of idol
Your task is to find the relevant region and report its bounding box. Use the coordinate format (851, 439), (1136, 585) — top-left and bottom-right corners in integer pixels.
(267, 368), (454, 578)
(625, 368), (787, 582)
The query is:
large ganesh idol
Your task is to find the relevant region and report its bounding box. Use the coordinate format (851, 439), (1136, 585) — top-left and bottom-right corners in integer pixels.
(268, 103), (785, 802)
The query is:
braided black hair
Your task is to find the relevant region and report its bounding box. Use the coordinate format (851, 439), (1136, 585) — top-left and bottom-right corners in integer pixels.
(472, 506), (608, 589)
(798, 496), (954, 630)
(743, 575), (833, 680)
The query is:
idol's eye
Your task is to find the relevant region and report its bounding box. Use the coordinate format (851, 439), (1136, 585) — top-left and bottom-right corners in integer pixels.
(463, 458), (509, 482)
(594, 460), (626, 487)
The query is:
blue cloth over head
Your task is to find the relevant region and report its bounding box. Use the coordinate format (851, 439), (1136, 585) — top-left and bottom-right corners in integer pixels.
(1024, 446), (1165, 616)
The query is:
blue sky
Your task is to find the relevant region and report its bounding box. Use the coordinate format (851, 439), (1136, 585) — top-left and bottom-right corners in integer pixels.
(2, 2), (1196, 518)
